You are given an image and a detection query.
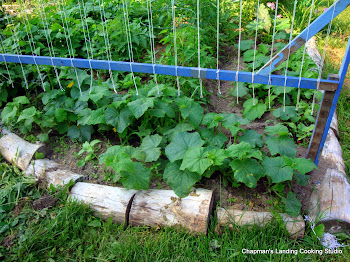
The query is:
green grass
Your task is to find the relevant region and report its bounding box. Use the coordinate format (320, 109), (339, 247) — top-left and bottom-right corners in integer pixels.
(0, 159), (349, 262)
(2, 199), (350, 262)
(337, 87), (350, 174)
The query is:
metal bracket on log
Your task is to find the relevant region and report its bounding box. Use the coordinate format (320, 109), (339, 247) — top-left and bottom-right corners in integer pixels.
(307, 74), (338, 162)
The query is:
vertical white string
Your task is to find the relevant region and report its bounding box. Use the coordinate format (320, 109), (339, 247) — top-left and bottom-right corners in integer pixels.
(147, 0), (158, 93)
(216, 0), (221, 94)
(0, 35), (14, 88)
(38, 0), (63, 91)
(19, 0), (45, 91)
(3, 9), (29, 89)
(311, 0), (337, 115)
(77, 0), (94, 93)
(122, 0), (138, 95)
(56, 0), (81, 93)
(98, 0), (117, 93)
(81, 0), (95, 93)
(283, 0), (297, 112)
(171, 0), (180, 96)
(296, 0), (315, 110)
(267, 0), (279, 109)
(197, 0), (203, 98)
(235, 0), (243, 104)
(251, 0), (261, 105)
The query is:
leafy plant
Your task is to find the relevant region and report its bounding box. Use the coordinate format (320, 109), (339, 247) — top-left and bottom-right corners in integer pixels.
(76, 139), (101, 167)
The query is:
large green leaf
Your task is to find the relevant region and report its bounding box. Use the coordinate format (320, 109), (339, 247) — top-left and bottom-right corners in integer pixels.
(67, 125), (94, 142)
(121, 162), (150, 190)
(226, 142), (252, 159)
(283, 192), (302, 217)
(220, 113), (250, 126)
(165, 132), (204, 162)
(150, 100), (175, 118)
(208, 133), (228, 149)
(77, 108), (92, 126)
(105, 107), (133, 133)
(17, 106), (37, 122)
(55, 108), (67, 122)
(13, 96), (29, 105)
(128, 97), (154, 119)
(230, 159), (264, 188)
(262, 157), (294, 183)
(88, 108), (106, 125)
(201, 113), (223, 128)
(180, 147), (211, 175)
(243, 99), (267, 121)
(273, 106), (297, 121)
(207, 149), (227, 166)
(140, 134), (162, 162)
(266, 135), (296, 157)
(293, 158), (317, 175)
(240, 130), (264, 148)
(1, 105), (17, 123)
(176, 97), (203, 128)
(163, 124), (194, 140)
(163, 162), (201, 197)
(265, 124), (290, 136)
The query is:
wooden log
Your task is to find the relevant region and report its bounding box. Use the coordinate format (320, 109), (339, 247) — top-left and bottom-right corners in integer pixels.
(129, 188), (214, 234)
(70, 182), (138, 224)
(0, 133), (45, 170)
(308, 168), (350, 233)
(25, 159), (83, 187)
(216, 208), (305, 239)
(308, 113), (350, 233)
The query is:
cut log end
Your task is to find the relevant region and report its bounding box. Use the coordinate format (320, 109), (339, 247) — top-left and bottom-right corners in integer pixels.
(0, 133), (45, 170)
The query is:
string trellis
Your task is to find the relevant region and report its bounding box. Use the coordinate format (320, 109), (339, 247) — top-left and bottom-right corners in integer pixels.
(0, 0), (349, 164)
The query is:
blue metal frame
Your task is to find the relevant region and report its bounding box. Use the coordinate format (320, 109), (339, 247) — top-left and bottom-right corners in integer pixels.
(0, 53), (339, 90)
(313, 36), (350, 165)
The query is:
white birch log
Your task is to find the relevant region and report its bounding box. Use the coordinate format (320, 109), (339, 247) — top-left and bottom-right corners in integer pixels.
(0, 133), (44, 170)
(308, 114), (350, 233)
(25, 159), (83, 187)
(216, 208), (305, 239)
(129, 188), (214, 234)
(70, 182), (138, 224)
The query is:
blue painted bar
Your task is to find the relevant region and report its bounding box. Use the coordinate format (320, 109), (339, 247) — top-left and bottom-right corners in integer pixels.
(0, 53), (339, 90)
(258, 0), (350, 75)
(314, 35), (350, 165)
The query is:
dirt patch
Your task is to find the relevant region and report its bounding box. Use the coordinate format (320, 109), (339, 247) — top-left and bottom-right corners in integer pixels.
(1, 234), (14, 248)
(31, 194), (58, 210)
(12, 197), (28, 217)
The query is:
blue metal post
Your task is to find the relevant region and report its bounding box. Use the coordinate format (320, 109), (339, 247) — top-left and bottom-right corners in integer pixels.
(313, 35), (350, 164)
